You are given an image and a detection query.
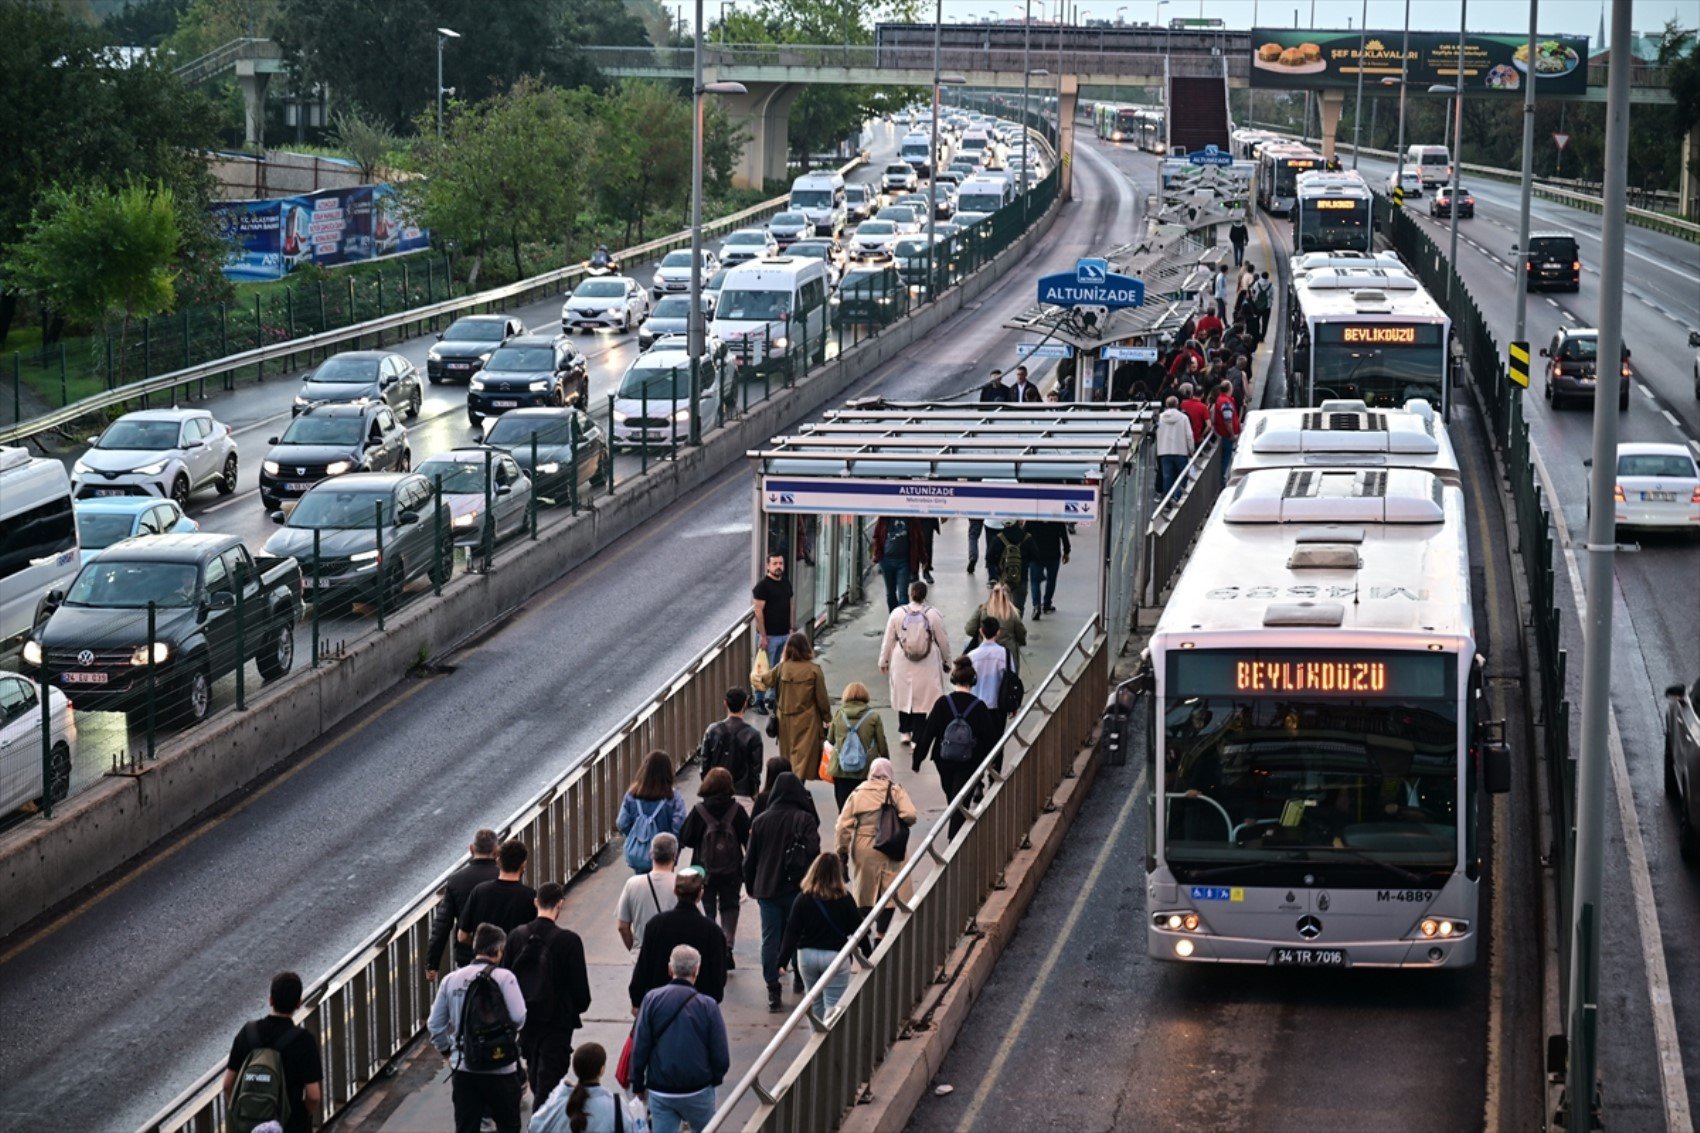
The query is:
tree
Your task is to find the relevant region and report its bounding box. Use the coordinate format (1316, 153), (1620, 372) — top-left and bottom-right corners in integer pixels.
(587, 80), (694, 242)
(330, 104), (398, 183)
(3, 180), (181, 382)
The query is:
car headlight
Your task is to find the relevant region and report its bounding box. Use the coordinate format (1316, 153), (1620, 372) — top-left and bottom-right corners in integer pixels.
(770, 337), (788, 351)
(453, 512), (476, 528)
(294, 395), (310, 406)
(528, 379), (550, 392)
(612, 408), (631, 422)
(324, 460), (352, 476)
(134, 461), (168, 476)
(535, 461), (561, 474)
(22, 640), (42, 665)
(263, 461), (281, 475)
(427, 348), (441, 361)
(478, 352), (492, 363)
(72, 459), (90, 475)
(470, 377), (486, 391)
(673, 407), (692, 422)
(130, 642), (169, 666)
(350, 549), (381, 563)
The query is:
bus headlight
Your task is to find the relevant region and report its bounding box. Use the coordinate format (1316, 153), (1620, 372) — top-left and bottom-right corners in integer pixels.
(1417, 917), (1467, 938)
(1153, 911), (1201, 932)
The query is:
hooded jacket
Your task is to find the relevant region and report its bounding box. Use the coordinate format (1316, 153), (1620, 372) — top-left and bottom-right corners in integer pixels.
(1156, 406), (1196, 458)
(742, 772), (821, 900)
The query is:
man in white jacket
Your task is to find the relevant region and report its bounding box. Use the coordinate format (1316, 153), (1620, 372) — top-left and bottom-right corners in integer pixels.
(1155, 395), (1195, 499)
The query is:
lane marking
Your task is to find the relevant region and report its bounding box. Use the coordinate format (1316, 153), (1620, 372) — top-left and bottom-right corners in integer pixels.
(1661, 409), (1682, 428)
(952, 764), (1147, 1133)
(1534, 445), (1693, 1133)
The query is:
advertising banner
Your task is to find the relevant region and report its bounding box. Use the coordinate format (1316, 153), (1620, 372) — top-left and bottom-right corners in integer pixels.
(209, 184), (429, 281)
(1249, 29), (1588, 96)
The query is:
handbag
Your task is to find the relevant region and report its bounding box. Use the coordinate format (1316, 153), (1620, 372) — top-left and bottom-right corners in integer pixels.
(614, 1026), (635, 1090)
(818, 740), (835, 783)
(765, 713), (779, 739)
(751, 649), (771, 692)
(872, 782), (909, 860)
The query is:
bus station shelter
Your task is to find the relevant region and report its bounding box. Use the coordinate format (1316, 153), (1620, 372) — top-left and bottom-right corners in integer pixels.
(748, 400), (1157, 667)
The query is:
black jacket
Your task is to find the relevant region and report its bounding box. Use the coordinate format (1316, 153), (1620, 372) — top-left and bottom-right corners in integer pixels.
(779, 892), (870, 968)
(459, 878), (537, 939)
(742, 773), (821, 901)
(678, 794), (752, 878)
(502, 917), (592, 1031)
(629, 902), (729, 1006)
(1026, 521), (1071, 563)
(698, 716), (764, 796)
(914, 690), (1004, 773)
(427, 856), (498, 971)
(978, 380), (1011, 403)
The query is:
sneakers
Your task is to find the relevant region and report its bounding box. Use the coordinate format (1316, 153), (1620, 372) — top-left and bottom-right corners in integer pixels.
(966, 561), (977, 573)
(1044, 604), (1057, 614)
(767, 983), (783, 1012)
(1032, 609), (1042, 622)
(924, 569), (935, 583)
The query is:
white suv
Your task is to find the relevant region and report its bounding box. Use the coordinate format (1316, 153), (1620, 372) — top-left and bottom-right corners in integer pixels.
(72, 409), (239, 508)
(882, 163), (918, 195)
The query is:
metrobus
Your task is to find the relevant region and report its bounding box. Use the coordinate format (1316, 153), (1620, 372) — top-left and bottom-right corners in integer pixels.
(1143, 463), (1508, 970)
(1230, 128), (1282, 161)
(1257, 143), (1323, 215)
(1095, 103), (1134, 142)
(1292, 170), (1375, 254)
(1131, 108), (1166, 152)
(1286, 264), (1452, 416)
(1227, 399), (1461, 488)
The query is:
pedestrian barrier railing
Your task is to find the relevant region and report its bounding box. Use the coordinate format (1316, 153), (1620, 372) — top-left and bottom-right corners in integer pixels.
(2, 157), (864, 446)
(137, 613), (754, 1133)
(1141, 436), (1224, 608)
(705, 617), (1109, 1132)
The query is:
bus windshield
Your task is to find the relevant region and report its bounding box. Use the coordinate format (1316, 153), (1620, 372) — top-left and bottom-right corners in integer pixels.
(1297, 200), (1371, 253)
(1274, 159), (1318, 199)
(1162, 651), (1459, 885)
(1308, 323), (1447, 409)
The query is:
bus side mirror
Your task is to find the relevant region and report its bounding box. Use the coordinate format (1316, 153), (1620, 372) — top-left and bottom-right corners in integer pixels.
(1481, 740), (1511, 794)
(1688, 331), (1700, 348)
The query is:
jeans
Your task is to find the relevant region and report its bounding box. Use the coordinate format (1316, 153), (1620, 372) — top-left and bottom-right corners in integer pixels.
(1157, 454), (1189, 498)
(758, 633), (788, 708)
(648, 1086), (717, 1133)
(879, 557), (911, 612)
(1216, 434), (1235, 481)
(935, 760), (976, 838)
(799, 946), (852, 1015)
(450, 1070), (522, 1133)
(757, 895), (791, 987)
(1027, 555), (1060, 612)
(967, 519), (983, 568)
(521, 1023), (575, 1110)
(701, 873), (741, 950)
(1231, 241), (1246, 266)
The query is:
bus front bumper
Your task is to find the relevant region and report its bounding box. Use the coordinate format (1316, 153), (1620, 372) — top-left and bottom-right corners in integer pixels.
(1147, 926), (1477, 969)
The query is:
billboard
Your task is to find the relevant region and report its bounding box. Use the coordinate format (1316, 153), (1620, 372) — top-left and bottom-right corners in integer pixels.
(209, 184), (429, 281)
(1250, 29), (1589, 96)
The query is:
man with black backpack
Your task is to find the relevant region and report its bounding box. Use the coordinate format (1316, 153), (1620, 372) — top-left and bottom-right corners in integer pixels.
(994, 520), (1036, 617)
(428, 923), (528, 1133)
(742, 771), (821, 1012)
(695, 688), (763, 797)
(223, 971), (323, 1133)
(871, 515), (913, 612)
(915, 657), (1005, 838)
(502, 883), (592, 1107)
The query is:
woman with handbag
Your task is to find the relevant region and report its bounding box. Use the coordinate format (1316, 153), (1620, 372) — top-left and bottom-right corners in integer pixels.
(774, 633), (831, 781)
(834, 758), (918, 937)
(824, 681), (889, 811)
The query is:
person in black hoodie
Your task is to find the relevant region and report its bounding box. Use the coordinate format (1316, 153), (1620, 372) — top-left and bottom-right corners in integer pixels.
(502, 882), (592, 1106)
(779, 852), (871, 1017)
(914, 657), (1005, 837)
(629, 869), (728, 1009)
(742, 771), (822, 1012)
(426, 828), (499, 979)
(678, 768), (752, 965)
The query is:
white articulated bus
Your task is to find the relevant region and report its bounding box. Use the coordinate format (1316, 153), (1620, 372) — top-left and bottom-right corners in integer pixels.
(1287, 264), (1452, 416)
(1228, 399), (1461, 488)
(1143, 464), (1509, 970)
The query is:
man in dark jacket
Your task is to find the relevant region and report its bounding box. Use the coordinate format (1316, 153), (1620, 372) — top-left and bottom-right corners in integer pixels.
(697, 689), (763, 797)
(630, 944), (730, 1133)
(1025, 521), (1071, 621)
(976, 368), (1009, 403)
(457, 839), (536, 950)
(427, 828), (499, 979)
(502, 882), (592, 1105)
(630, 869), (728, 1008)
(742, 772), (821, 1012)
(1010, 365), (1043, 403)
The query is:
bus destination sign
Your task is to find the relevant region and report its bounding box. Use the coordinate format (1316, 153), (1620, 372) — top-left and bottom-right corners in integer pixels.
(1235, 660), (1387, 693)
(1169, 650), (1452, 698)
(1343, 325), (1419, 344)
(1314, 198), (1361, 210)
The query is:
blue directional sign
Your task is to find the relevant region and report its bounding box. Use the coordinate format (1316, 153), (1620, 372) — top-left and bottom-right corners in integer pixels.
(1036, 257), (1146, 310)
(1188, 144), (1235, 167)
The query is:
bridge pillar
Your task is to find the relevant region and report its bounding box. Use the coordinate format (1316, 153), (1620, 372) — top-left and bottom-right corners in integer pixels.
(234, 58), (287, 149)
(1316, 90), (1344, 163)
(1058, 74), (1078, 201)
(1682, 122), (1700, 220)
(717, 81), (802, 191)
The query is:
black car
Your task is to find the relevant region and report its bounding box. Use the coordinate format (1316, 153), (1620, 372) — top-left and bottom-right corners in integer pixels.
(263, 473), (451, 608)
(426, 314), (527, 384)
(1429, 186), (1474, 218)
(466, 333), (589, 427)
(260, 403), (411, 510)
(294, 351), (422, 419)
(1516, 232), (1580, 292)
(1666, 678), (1700, 860)
(835, 264), (902, 327)
(1541, 326), (1631, 411)
(483, 408), (608, 504)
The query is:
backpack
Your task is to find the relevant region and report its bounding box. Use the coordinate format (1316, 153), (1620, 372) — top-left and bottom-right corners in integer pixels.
(507, 925), (555, 1024)
(458, 963), (520, 1072)
(883, 518), (910, 563)
(998, 531), (1025, 589)
(1252, 280), (1271, 313)
(897, 607), (936, 663)
(998, 666), (1026, 715)
(227, 1024), (295, 1133)
(836, 709), (872, 775)
(939, 697), (977, 763)
(623, 798), (665, 872)
(695, 803), (743, 877)
(781, 827), (812, 885)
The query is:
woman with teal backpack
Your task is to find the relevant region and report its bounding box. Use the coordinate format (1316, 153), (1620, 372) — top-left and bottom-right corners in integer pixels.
(824, 681), (889, 810)
(617, 750), (687, 873)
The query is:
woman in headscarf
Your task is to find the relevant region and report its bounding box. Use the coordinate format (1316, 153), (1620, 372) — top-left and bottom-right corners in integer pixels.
(834, 758), (918, 935)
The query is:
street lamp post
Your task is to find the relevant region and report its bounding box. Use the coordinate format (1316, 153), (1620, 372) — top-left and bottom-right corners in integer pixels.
(689, 0), (747, 446)
(1022, 0), (1032, 182)
(1446, 0), (1465, 300)
(1351, 0), (1367, 167)
(1392, 0), (1410, 199)
(1512, 0), (1539, 343)
(436, 27), (460, 139)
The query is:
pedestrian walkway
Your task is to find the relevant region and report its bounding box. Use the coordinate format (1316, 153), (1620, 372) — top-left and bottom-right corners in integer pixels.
(367, 520), (1104, 1131)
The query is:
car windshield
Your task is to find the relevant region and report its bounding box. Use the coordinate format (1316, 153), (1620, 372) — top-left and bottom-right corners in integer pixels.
(884, 208), (918, 224)
(1557, 336), (1599, 361)
(1618, 453), (1695, 478)
(788, 243), (830, 260)
(309, 357), (380, 383)
(66, 561), (200, 608)
(415, 458), (491, 494)
(893, 239), (931, 257)
(773, 212), (806, 225)
(858, 221), (896, 236)
(443, 319), (508, 342)
(75, 512), (139, 550)
(485, 346), (556, 371)
(280, 416), (363, 446)
(707, 268), (731, 290)
(618, 364), (691, 401)
(792, 191), (832, 209)
(661, 251), (694, 267)
(288, 489), (395, 529)
(652, 297), (691, 318)
(96, 420), (180, 450)
(575, 280), (625, 298)
(486, 416), (573, 447)
(727, 231), (767, 245)
(884, 165), (910, 176)
(716, 289), (791, 320)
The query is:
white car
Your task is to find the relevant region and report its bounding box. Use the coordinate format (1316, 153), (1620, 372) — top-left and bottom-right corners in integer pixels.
(844, 183), (878, 221)
(1389, 169), (1423, 199)
(880, 205), (924, 236)
(651, 249), (719, 298)
(72, 409), (239, 508)
(610, 347), (729, 450)
(718, 228), (778, 266)
(881, 163), (918, 195)
(849, 220), (901, 259)
(1603, 443), (1700, 532)
(73, 498), (198, 566)
(0, 671), (74, 814)
(766, 211), (812, 248)
(560, 276), (651, 334)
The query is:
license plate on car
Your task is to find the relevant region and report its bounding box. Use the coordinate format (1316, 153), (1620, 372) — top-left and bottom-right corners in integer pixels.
(448, 363), (470, 370)
(62, 671), (108, 685)
(492, 399), (518, 408)
(1642, 491), (1677, 501)
(92, 488), (126, 497)
(285, 482), (315, 491)
(1268, 947), (1349, 968)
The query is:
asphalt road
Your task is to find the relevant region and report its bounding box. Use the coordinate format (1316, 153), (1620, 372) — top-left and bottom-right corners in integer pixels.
(0, 125), (1127, 1132)
(905, 135), (1542, 1133)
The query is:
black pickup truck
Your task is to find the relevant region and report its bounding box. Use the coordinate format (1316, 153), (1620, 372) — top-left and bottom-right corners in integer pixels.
(22, 534), (302, 726)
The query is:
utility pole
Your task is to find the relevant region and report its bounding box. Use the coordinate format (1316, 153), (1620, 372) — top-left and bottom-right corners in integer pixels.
(688, 4), (746, 445)
(1445, 0), (1465, 300)
(926, 0), (941, 303)
(1351, 0), (1367, 168)
(1568, 0), (1631, 1123)
(1022, 0), (1031, 194)
(1512, 0), (1538, 342)
(1392, 1), (1408, 226)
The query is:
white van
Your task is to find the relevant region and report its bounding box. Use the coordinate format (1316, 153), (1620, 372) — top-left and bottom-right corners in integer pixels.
(710, 257), (833, 378)
(899, 132), (940, 176)
(789, 171), (847, 237)
(0, 446), (80, 655)
(955, 174), (1016, 216)
(1405, 145), (1453, 189)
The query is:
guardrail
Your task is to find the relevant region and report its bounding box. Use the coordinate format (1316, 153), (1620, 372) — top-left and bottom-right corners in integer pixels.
(706, 617), (1109, 1132)
(1142, 436), (1224, 608)
(138, 614), (754, 1133)
(2, 156), (863, 447)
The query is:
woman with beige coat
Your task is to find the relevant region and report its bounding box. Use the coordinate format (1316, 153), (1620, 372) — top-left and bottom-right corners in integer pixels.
(775, 632), (831, 780)
(834, 758), (918, 931)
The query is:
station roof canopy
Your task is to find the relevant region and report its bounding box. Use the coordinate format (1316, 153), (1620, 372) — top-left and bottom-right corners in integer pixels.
(1003, 231), (1222, 349)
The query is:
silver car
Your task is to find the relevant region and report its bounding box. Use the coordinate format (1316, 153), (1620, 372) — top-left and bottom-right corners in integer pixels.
(651, 248), (719, 298)
(414, 448), (534, 549)
(767, 211), (811, 248)
(638, 294), (721, 353)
